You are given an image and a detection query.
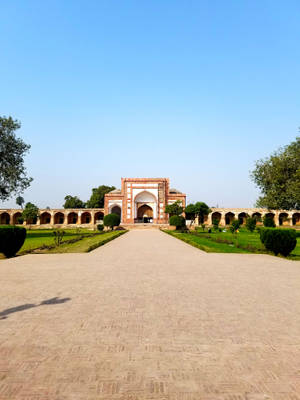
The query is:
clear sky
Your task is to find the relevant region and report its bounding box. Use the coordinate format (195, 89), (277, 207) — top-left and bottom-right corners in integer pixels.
(1, 0), (299, 209)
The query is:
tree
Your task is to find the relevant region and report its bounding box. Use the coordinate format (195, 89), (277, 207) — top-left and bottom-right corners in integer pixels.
(212, 218), (220, 231)
(22, 202), (39, 224)
(103, 213), (120, 230)
(245, 216), (257, 232)
(251, 136), (300, 210)
(0, 116), (32, 201)
(165, 200), (183, 217)
(86, 185), (116, 208)
(63, 195), (86, 209)
(185, 204), (196, 225)
(194, 202), (211, 224)
(263, 215), (276, 228)
(230, 219), (240, 234)
(16, 196), (25, 209)
(169, 215), (186, 230)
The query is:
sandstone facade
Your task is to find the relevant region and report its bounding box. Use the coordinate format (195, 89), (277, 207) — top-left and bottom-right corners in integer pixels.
(104, 177), (186, 224)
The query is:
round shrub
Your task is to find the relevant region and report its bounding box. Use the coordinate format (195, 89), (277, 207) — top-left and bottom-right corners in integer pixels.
(245, 217), (257, 232)
(103, 213), (120, 230)
(169, 215), (186, 230)
(263, 215), (276, 228)
(97, 224), (104, 231)
(260, 228), (297, 256)
(212, 218), (220, 231)
(0, 225), (27, 257)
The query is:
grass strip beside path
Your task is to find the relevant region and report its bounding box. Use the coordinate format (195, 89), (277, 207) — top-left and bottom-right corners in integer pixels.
(18, 229), (94, 254)
(42, 230), (127, 253)
(164, 229), (300, 260)
(164, 230), (250, 253)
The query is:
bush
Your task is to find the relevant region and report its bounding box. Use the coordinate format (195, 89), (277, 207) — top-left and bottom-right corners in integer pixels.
(97, 224), (104, 231)
(22, 202), (39, 224)
(263, 215), (276, 228)
(246, 217), (257, 232)
(169, 215), (186, 230)
(212, 218), (219, 231)
(260, 228), (297, 256)
(230, 219), (240, 233)
(0, 225), (27, 257)
(52, 229), (65, 247)
(103, 213), (120, 230)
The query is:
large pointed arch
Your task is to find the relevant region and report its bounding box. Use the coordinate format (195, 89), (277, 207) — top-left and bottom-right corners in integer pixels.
(134, 190), (157, 222)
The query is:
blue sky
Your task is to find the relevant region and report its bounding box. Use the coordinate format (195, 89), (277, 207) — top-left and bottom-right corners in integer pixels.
(1, 0), (299, 208)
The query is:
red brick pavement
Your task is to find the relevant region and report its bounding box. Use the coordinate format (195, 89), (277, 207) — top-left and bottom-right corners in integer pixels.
(0, 230), (300, 399)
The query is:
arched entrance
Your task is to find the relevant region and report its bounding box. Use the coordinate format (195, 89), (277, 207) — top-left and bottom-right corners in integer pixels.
(137, 204), (153, 223)
(81, 212), (92, 224)
(134, 191), (157, 223)
(225, 212), (235, 225)
(110, 205), (121, 217)
(54, 212), (65, 224)
(279, 212), (289, 226)
(292, 213), (300, 226)
(13, 212), (23, 225)
(40, 212), (51, 225)
(94, 211), (104, 224)
(67, 212), (78, 224)
(238, 212), (248, 225)
(0, 212), (10, 225)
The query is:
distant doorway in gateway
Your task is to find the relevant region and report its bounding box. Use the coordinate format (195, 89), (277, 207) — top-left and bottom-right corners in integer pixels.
(137, 204), (153, 223)
(111, 205), (121, 217)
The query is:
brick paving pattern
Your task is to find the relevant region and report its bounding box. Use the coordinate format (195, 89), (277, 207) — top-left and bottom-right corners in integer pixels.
(1, 229), (300, 399)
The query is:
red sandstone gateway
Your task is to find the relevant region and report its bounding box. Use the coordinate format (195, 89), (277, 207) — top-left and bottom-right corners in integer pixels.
(104, 178), (186, 224)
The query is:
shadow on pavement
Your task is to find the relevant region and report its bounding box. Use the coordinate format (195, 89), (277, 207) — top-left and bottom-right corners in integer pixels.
(0, 297), (71, 320)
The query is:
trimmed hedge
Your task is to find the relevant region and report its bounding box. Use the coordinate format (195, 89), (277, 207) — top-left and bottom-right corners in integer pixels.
(0, 225), (27, 257)
(260, 228), (297, 256)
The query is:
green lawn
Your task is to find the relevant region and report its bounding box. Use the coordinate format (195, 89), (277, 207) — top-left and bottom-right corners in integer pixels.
(164, 228), (300, 260)
(19, 228), (102, 254)
(43, 230), (126, 253)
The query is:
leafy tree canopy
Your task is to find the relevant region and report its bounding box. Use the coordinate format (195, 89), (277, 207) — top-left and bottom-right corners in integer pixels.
(103, 213), (120, 230)
(185, 204), (196, 220)
(169, 215), (186, 230)
(245, 216), (257, 232)
(16, 196), (25, 208)
(0, 116), (32, 201)
(194, 202), (211, 223)
(251, 136), (300, 210)
(165, 200), (184, 216)
(86, 185), (116, 208)
(22, 202), (39, 223)
(63, 195), (86, 209)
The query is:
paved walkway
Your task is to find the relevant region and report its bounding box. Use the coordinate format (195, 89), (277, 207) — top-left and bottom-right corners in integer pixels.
(1, 230), (300, 399)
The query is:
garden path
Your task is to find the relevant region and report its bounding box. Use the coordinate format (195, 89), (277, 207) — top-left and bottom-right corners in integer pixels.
(1, 229), (300, 399)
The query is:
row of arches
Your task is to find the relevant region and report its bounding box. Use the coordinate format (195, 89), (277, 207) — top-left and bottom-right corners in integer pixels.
(209, 211), (300, 226)
(0, 211), (105, 225)
(2, 208), (300, 227)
